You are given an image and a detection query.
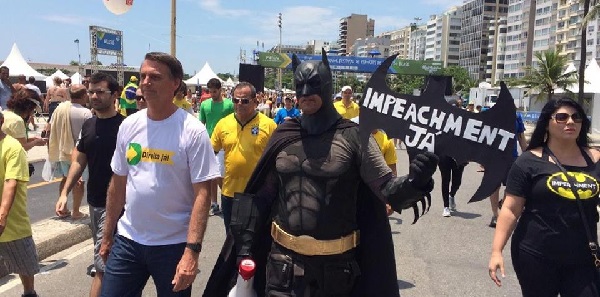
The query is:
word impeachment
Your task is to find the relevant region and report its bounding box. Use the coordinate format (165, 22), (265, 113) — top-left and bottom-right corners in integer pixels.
(363, 88), (515, 152)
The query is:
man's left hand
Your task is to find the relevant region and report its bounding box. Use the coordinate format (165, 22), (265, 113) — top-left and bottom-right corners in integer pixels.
(171, 249), (199, 292)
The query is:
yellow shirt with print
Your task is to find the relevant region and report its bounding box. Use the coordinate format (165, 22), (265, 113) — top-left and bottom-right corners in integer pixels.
(334, 100), (360, 119)
(173, 97), (192, 111)
(372, 130), (397, 166)
(0, 135), (32, 242)
(211, 112), (277, 197)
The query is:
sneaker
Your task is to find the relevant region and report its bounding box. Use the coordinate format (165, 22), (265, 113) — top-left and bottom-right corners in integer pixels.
(449, 196), (457, 211)
(489, 216), (497, 228)
(22, 292), (39, 297)
(87, 264), (96, 277)
(442, 207), (451, 217)
(210, 203), (222, 216)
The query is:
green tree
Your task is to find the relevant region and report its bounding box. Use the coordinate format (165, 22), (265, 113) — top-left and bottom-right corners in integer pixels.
(440, 66), (477, 94)
(386, 74), (425, 95)
(264, 69), (293, 90)
(217, 73), (235, 81)
(335, 74), (365, 94)
(69, 60), (80, 66)
(515, 50), (577, 102)
(183, 73), (191, 80)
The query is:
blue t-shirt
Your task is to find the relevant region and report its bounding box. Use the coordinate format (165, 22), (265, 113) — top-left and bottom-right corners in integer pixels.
(513, 113), (525, 158)
(274, 107), (301, 124)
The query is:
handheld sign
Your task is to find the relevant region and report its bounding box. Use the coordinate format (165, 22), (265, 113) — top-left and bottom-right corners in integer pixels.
(359, 55), (517, 202)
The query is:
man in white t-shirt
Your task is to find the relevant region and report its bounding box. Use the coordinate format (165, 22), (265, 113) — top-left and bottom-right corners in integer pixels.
(99, 52), (220, 296)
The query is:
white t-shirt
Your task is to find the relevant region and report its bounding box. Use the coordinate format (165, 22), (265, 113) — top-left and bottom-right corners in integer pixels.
(111, 108), (220, 245)
(70, 103), (93, 142)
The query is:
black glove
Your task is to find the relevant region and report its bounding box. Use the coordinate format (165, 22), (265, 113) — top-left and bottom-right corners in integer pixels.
(409, 152), (438, 189)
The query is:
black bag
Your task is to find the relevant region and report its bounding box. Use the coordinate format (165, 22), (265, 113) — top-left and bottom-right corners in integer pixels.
(28, 163), (35, 177)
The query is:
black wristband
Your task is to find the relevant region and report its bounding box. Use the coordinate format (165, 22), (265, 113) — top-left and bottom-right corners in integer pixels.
(185, 242), (202, 253)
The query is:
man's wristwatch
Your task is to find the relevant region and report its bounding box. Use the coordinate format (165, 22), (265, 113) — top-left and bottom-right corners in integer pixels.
(185, 242), (202, 254)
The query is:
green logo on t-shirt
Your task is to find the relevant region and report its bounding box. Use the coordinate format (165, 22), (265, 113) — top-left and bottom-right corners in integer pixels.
(126, 143), (142, 165)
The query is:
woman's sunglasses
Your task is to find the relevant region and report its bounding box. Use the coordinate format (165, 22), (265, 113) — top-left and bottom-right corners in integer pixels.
(135, 95), (145, 101)
(552, 112), (583, 124)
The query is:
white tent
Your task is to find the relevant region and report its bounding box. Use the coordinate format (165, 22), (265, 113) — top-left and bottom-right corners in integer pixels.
(564, 62), (577, 75)
(224, 77), (235, 87)
(567, 59), (600, 94)
(44, 69), (70, 88)
(0, 43), (46, 80)
(71, 72), (82, 84)
(184, 62), (221, 86)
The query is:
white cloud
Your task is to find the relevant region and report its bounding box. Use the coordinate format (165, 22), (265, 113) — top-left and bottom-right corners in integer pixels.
(373, 16), (413, 32)
(197, 0), (251, 17)
(422, 0), (464, 9)
(251, 6), (340, 46)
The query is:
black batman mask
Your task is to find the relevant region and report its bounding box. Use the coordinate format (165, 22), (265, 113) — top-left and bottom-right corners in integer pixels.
(292, 51), (341, 135)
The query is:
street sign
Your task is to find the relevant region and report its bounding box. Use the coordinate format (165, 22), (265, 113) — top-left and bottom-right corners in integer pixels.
(257, 52), (443, 75)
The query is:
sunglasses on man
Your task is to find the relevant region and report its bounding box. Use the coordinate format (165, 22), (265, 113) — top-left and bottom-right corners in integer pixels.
(233, 97), (251, 104)
(135, 95), (145, 101)
(551, 112), (583, 124)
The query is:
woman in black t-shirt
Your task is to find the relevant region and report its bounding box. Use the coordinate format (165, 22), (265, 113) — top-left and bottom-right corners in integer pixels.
(488, 98), (600, 296)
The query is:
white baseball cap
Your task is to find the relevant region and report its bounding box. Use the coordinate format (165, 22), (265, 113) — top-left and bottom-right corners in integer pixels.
(341, 86), (352, 92)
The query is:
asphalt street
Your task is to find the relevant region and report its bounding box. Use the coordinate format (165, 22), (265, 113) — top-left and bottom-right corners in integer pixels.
(26, 160), (89, 224)
(1, 149), (523, 296)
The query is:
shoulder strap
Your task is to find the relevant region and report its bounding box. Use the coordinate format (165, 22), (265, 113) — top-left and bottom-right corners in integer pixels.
(579, 147), (594, 166)
(543, 146), (600, 267)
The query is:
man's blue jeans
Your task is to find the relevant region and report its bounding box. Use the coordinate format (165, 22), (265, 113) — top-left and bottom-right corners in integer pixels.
(100, 235), (191, 297)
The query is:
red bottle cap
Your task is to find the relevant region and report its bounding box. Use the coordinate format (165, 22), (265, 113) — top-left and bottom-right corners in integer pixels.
(239, 259), (256, 280)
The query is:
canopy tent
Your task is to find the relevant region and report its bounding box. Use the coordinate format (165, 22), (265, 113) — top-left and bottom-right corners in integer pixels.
(564, 62), (577, 75)
(224, 77), (235, 87)
(184, 62), (221, 86)
(0, 43), (46, 80)
(566, 59), (600, 94)
(71, 72), (82, 84)
(44, 69), (70, 88)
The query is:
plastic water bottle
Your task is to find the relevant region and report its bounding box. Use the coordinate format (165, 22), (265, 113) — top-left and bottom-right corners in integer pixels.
(228, 258), (257, 297)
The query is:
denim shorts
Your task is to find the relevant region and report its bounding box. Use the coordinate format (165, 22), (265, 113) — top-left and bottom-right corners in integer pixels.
(100, 235), (190, 297)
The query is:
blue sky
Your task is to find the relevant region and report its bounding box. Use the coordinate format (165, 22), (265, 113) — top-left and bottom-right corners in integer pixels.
(1, 0), (462, 76)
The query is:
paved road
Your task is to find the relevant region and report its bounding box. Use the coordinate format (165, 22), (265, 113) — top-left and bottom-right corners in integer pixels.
(1, 149), (522, 296)
(26, 161), (89, 224)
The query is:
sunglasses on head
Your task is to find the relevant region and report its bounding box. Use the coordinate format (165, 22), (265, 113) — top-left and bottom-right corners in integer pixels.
(135, 95), (145, 101)
(233, 97), (251, 104)
(552, 112), (583, 123)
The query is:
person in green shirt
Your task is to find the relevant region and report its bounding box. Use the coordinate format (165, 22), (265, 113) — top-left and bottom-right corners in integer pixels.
(199, 78), (233, 215)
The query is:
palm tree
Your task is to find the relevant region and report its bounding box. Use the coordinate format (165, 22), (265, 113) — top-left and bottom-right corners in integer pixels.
(516, 50), (577, 102)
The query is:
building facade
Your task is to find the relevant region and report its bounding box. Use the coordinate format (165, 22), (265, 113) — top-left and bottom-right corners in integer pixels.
(338, 14), (375, 56)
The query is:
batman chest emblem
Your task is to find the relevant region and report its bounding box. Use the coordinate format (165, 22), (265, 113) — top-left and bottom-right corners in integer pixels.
(546, 172), (599, 200)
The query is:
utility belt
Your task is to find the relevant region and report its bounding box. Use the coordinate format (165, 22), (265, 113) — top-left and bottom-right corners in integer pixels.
(270, 221), (359, 256)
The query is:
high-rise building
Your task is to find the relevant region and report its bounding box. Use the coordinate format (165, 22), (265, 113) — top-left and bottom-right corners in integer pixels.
(338, 14), (375, 56)
(387, 26), (413, 59)
(409, 24), (427, 60)
(460, 0), (509, 80)
(486, 17), (507, 83)
(425, 6), (463, 66)
(502, 0), (536, 79)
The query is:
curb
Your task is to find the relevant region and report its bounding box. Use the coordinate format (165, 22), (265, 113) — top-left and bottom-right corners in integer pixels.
(0, 209), (92, 278)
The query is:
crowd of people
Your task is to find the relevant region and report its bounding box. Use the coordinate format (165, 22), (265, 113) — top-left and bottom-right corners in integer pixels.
(0, 50), (598, 297)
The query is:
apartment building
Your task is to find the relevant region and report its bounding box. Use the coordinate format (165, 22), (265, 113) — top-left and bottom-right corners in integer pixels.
(338, 14), (375, 56)
(460, 0), (509, 80)
(409, 24), (428, 60)
(387, 26), (413, 59)
(425, 6), (463, 66)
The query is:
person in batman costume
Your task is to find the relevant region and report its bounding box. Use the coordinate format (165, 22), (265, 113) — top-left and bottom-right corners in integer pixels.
(203, 51), (438, 297)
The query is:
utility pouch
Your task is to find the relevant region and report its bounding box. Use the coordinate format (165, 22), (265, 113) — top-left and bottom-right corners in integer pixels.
(266, 253), (294, 291)
(322, 260), (361, 295)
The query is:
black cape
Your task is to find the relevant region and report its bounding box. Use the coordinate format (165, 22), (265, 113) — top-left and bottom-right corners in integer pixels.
(203, 119), (401, 297)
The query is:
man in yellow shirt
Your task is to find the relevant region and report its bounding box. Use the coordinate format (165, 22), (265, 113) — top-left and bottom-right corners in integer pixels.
(0, 111), (40, 297)
(211, 82), (277, 230)
(333, 85), (360, 119)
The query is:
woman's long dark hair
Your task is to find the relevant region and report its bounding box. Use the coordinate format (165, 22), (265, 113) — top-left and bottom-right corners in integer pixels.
(527, 98), (590, 150)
